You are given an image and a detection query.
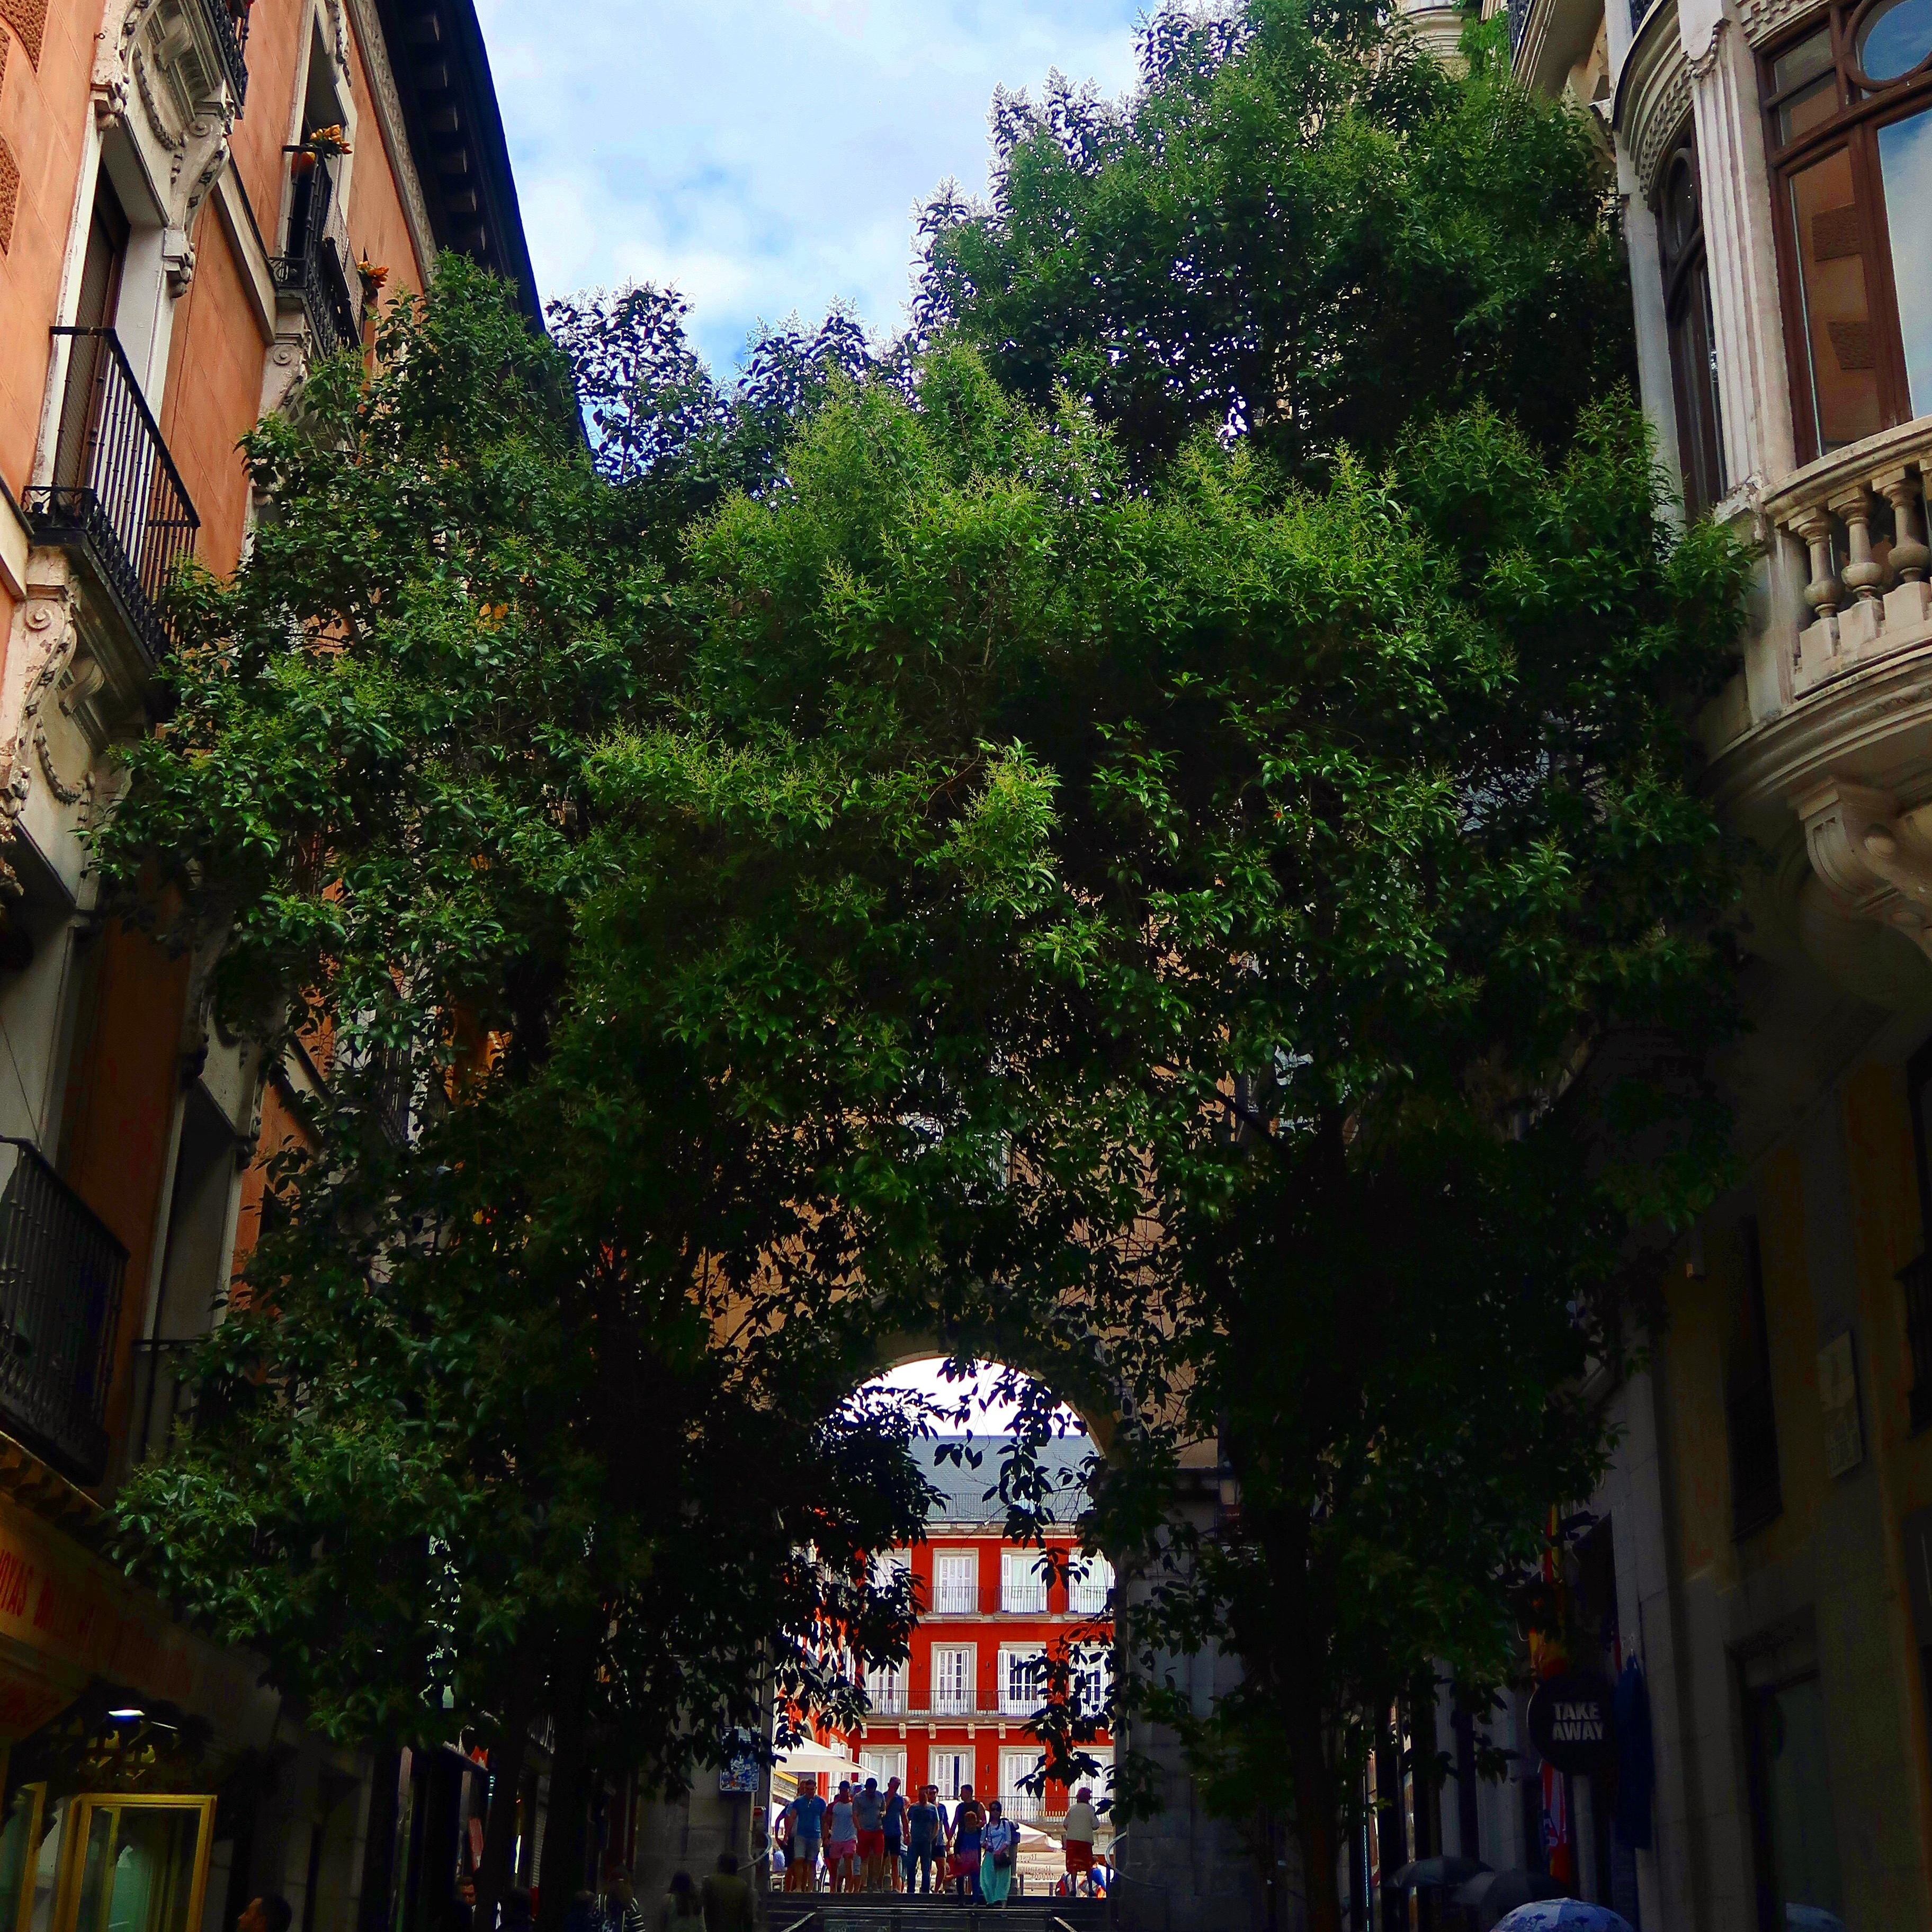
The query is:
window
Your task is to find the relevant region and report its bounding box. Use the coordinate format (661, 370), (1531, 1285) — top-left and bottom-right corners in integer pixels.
(872, 1549), (912, 1596)
(929, 1751), (973, 1800)
(865, 1661), (907, 1714)
(1763, 2), (1932, 459)
(1658, 136), (1727, 515)
(1073, 1647), (1114, 1720)
(1069, 1555), (1114, 1617)
(999, 1750), (1043, 1821)
(932, 1550), (977, 1615)
(861, 1748), (906, 1790)
(1727, 1219), (1783, 1537)
(999, 1648), (1043, 1715)
(932, 1647), (974, 1715)
(1000, 1550), (1048, 1614)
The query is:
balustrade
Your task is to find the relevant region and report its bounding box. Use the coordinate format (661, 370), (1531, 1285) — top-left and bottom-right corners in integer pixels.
(1770, 424), (1932, 695)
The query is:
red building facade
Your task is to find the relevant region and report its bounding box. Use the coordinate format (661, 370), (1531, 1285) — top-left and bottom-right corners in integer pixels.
(844, 1436), (1115, 1837)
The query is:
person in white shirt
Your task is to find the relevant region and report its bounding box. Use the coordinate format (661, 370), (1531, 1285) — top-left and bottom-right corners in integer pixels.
(1061, 1786), (1101, 1895)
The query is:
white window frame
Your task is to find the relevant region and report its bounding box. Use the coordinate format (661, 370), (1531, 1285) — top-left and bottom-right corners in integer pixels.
(929, 1750), (973, 1800)
(865, 1659), (907, 1714)
(1000, 1549), (1049, 1614)
(1069, 1554), (1114, 1617)
(861, 1747), (906, 1790)
(931, 1645), (975, 1715)
(998, 1647), (1043, 1716)
(1073, 1647), (1114, 1720)
(932, 1549), (978, 1616)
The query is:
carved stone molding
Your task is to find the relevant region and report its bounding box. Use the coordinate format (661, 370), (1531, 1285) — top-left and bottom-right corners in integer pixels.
(1616, 0), (1692, 201)
(1793, 776), (1932, 955)
(1736, 0), (1830, 46)
(0, 584), (81, 896)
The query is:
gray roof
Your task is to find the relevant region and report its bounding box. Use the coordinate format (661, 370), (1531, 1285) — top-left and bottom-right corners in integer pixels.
(915, 1434), (1096, 1528)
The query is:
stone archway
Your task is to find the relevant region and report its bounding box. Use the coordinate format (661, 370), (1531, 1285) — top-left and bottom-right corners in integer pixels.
(624, 1325), (1266, 1932)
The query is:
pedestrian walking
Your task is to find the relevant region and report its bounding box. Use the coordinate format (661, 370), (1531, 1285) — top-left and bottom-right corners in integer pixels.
(906, 1785), (940, 1895)
(605, 1868), (647, 1932)
(1061, 1786), (1100, 1897)
(827, 1781), (860, 1894)
(950, 1786), (985, 1901)
(882, 1777), (907, 1892)
(657, 1874), (703, 1932)
(701, 1855), (755, 1932)
(979, 1803), (1018, 1907)
(785, 1782), (827, 1893)
(854, 1776), (888, 1892)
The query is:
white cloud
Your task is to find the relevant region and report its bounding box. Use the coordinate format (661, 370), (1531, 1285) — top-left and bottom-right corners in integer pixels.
(475, 0), (1146, 372)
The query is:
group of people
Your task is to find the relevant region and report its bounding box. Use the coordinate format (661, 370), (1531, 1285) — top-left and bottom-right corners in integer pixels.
(773, 1775), (1107, 1906)
(612, 1854), (756, 1932)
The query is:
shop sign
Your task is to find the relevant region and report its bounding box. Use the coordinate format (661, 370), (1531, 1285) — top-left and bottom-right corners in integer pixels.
(1527, 1671), (1616, 1773)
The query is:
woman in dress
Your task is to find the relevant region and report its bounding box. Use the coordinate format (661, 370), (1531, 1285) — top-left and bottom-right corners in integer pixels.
(979, 1803), (1018, 1907)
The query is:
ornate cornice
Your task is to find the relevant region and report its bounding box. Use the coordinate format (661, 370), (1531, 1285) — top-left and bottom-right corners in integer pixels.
(1616, 0), (1691, 201)
(1735, 0), (1831, 46)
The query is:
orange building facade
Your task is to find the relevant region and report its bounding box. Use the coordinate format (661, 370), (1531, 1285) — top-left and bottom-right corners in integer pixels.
(798, 1438), (1115, 1849)
(0, 5), (535, 1931)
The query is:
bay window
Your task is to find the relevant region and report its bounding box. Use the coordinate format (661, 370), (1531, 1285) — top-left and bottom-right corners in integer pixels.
(1764, 0), (1932, 459)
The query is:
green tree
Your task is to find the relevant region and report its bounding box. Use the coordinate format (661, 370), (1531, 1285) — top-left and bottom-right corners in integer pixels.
(646, 342), (1745, 1930)
(918, 1), (1632, 478)
(97, 264), (936, 1932)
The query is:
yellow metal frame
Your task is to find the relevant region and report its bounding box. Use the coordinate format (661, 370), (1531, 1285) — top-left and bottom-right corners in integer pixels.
(49, 1795), (216, 1932)
(3, 1784), (45, 1932)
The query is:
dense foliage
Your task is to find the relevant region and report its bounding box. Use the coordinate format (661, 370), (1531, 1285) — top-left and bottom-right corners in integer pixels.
(95, 7), (1748, 1931)
(918, 2), (1633, 477)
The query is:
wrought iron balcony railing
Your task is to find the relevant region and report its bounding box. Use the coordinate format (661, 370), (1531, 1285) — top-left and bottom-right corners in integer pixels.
(0, 1140), (127, 1482)
(200, 0), (251, 108)
(272, 153), (362, 361)
(25, 329), (200, 672)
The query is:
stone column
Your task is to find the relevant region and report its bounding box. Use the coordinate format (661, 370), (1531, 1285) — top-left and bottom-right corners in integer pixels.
(1680, 0), (1797, 497)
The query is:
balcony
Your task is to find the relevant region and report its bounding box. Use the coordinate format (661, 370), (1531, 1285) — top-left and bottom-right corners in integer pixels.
(199, 0), (251, 107)
(24, 330), (200, 672)
(0, 1140), (127, 1482)
(272, 153), (363, 362)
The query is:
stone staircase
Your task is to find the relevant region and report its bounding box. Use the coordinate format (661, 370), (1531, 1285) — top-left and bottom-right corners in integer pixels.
(767, 1896), (1111, 1932)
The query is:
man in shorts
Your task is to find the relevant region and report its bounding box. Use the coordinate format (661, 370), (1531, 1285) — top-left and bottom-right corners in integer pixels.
(785, 1781), (827, 1892)
(853, 1776), (888, 1892)
(1062, 1785), (1100, 1895)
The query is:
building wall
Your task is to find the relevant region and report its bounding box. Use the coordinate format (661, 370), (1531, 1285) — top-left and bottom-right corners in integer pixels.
(0, 0), (92, 495)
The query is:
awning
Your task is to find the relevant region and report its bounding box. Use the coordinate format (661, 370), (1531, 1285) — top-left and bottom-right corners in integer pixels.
(774, 1741), (862, 1782)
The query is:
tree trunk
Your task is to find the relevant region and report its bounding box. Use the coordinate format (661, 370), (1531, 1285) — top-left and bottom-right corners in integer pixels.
(475, 1633), (548, 1932)
(1287, 1697), (1343, 1932)
(534, 1626), (598, 1932)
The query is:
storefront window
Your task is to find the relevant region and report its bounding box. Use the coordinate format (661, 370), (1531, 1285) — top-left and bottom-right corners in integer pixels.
(0, 1796), (214, 1932)
(1763, 5), (1932, 458)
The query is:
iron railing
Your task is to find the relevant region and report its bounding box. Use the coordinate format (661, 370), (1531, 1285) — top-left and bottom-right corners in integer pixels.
(1901, 1256), (1932, 1433)
(272, 154), (362, 361)
(199, 0), (251, 108)
(0, 1140), (127, 1481)
(123, 1336), (203, 1473)
(25, 329), (200, 671)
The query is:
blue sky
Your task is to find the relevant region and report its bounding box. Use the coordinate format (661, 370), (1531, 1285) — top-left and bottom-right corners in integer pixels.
(475, 1), (1148, 376)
